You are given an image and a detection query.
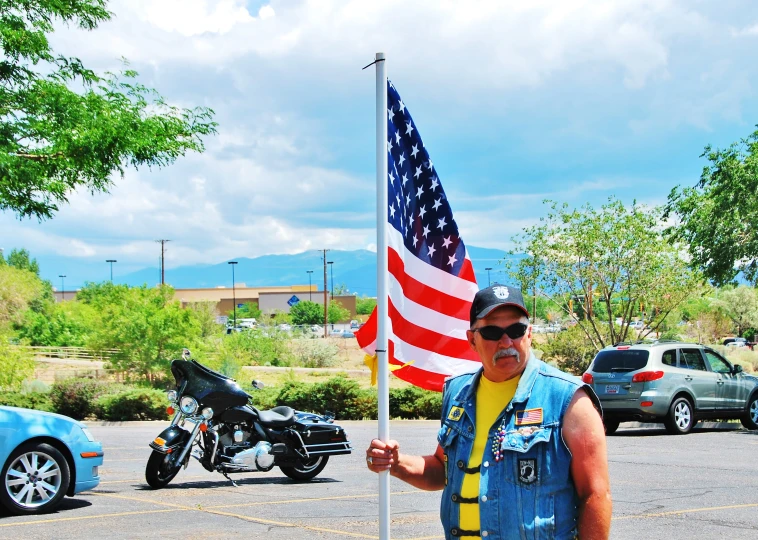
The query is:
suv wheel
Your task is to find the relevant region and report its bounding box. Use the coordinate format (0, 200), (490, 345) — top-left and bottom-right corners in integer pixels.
(741, 393), (758, 430)
(665, 397), (695, 434)
(603, 419), (620, 436)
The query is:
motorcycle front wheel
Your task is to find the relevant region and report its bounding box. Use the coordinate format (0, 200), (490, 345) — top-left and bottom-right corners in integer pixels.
(279, 456), (329, 481)
(145, 450), (182, 489)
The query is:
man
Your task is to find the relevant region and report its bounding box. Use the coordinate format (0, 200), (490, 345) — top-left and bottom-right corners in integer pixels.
(366, 284), (611, 539)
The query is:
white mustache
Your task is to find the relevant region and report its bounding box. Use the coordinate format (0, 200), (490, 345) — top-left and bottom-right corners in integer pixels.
(493, 348), (521, 364)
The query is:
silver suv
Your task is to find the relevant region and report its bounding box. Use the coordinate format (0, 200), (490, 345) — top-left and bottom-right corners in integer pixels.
(582, 341), (758, 435)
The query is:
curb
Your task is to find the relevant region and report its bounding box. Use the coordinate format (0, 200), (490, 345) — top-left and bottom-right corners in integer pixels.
(620, 421), (743, 430)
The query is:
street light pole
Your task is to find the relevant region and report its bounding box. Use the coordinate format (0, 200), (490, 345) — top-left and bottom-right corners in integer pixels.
(306, 270), (314, 301)
(485, 267), (492, 287)
(58, 275), (66, 301)
(106, 259), (117, 282)
(228, 261), (238, 327)
(327, 261), (334, 297)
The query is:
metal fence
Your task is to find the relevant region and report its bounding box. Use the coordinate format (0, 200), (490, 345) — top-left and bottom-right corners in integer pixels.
(23, 346), (119, 362)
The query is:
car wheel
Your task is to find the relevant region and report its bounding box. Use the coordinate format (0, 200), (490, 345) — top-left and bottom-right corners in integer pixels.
(603, 419), (620, 436)
(664, 397), (695, 435)
(741, 393), (758, 430)
(0, 442), (70, 515)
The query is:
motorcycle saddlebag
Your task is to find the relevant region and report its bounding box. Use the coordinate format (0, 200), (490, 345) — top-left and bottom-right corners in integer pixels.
(293, 414), (352, 457)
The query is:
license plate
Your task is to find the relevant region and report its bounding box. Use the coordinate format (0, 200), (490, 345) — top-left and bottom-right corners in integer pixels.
(605, 385), (620, 394)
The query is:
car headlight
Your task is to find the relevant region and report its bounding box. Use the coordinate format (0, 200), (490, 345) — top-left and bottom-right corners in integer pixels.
(180, 396), (198, 415)
(80, 426), (95, 442)
(167, 390), (178, 403)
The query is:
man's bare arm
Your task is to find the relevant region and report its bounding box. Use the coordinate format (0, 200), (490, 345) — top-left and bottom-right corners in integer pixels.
(366, 439), (446, 491)
(563, 389), (612, 540)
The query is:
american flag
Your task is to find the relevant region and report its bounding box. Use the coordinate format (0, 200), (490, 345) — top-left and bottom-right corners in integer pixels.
(355, 80), (480, 392)
(515, 408), (543, 426)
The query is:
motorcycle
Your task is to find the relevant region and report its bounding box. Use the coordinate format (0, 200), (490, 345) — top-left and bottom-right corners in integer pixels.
(145, 349), (352, 489)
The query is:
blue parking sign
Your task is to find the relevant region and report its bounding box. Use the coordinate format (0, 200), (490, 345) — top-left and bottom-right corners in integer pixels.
(287, 295), (300, 307)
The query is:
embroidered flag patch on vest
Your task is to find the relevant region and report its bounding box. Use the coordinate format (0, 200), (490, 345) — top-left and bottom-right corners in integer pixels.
(515, 408), (543, 425)
(447, 406), (464, 421)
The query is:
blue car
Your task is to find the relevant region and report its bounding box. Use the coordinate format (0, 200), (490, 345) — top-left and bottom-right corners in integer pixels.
(0, 406), (103, 515)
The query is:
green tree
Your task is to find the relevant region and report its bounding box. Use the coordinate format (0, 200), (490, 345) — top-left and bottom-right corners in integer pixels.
(510, 199), (703, 351)
(713, 286), (758, 337)
(17, 300), (97, 346)
(0, 264), (43, 326)
(0, 0), (217, 219)
(185, 301), (221, 339)
(4, 248), (39, 275)
(289, 301), (323, 325)
(235, 301), (262, 320)
(328, 300), (351, 324)
(87, 285), (200, 381)
(0, 329), (34, 390)
(356, 296), (377, 315)
(665, 127), (758, 285)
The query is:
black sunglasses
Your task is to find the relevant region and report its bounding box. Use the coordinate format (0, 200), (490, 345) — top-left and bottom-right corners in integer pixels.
(472, 323), (528, 341)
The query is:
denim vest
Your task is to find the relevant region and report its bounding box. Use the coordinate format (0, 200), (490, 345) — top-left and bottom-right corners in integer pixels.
(437, 355), (599, 540)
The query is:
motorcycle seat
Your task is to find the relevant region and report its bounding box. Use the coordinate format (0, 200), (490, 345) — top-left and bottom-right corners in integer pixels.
(257, 406), (295, 427)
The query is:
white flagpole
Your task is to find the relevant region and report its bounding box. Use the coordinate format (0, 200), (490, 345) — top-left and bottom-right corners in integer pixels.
(374, 51), (391, 540)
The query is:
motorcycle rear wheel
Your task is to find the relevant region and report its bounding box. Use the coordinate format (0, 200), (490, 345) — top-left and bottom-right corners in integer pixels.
(145, 450), (182, 489)
(279, 456), (329, 481)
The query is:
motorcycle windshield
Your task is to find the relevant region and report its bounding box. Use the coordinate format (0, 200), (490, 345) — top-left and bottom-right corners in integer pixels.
(171, 360), (249, 412)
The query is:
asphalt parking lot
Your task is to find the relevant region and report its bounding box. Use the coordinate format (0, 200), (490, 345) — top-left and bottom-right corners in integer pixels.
(1, 421), (757, 539)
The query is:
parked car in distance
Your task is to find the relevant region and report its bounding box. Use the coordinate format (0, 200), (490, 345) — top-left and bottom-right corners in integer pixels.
(350, 320), (360, 329)
(582, 341), (758, 435)
(0, 406), (103, 515)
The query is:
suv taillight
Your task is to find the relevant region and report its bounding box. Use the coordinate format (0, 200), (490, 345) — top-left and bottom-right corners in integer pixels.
(631, 371), (664, 383)
(581, 372), (594, 384)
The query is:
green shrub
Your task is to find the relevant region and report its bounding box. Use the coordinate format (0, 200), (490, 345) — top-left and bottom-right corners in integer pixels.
(246, 385), (279, 410)
(389, 387), (442, 419)
(290, 339), (339, 368)
(50, 378), (114, 419)
(93, 387), (169, 421)
(0, 391), (54, 412)
(275, 376), (377, 420)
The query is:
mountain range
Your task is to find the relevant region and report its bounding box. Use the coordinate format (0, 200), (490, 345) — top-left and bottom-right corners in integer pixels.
(38, 246), (523, 297)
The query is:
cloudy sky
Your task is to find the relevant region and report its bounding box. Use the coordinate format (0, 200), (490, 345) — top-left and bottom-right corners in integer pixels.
(2, 0), (758, 285)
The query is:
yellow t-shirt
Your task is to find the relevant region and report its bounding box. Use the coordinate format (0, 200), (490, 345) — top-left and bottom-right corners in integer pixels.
(459, 374), (521, 537)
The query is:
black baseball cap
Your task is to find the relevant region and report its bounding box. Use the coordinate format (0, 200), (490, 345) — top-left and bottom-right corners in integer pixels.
(470, 284), (529, 326)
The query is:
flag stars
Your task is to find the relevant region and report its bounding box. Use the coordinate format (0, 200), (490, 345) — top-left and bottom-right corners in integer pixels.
(430, 177), (439, 191)
(442, 236), (452, 249)
(388, 106), (394, 120)
(395, 130), (401, 144)
(432, 198), (442, 211)
(388, 138), (393, 153)
(406, 121), (414, 137)
(411, 144), (419, 158)
(405, 193), (411, 207)
(419, 205), (427, 219)
(447, 253), (458, 267)
(398, 99), (406, 113)
(427, 243), (437, 258)
(416, 185), (424, 199)
(414, 166), (423, 179)
(437, 217), (447, 230)
(401, 173), (409, 187)
(398, 153), (406, 167)
(389, 171), (395, 183)
(427, 158), (434, 170)
(412, 234), (419, 248)
(389, 204), (396, 219)
(422, 224), (430, 238)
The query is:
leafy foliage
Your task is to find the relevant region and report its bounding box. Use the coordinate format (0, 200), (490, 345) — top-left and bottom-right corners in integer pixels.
(356, 296), (377, 315)
(510, 198), (703, 351)
(49, 378), (114, 419)
(0, 0), (217, 219)
(0, 264), (44, 326)
(185, 301), (221, 338)
(0, 330), (35, 390)
(17, 300), (97, 346)
(1, 248), (40, 275)
(713, 286), (758, 337)
(84, 284), (201, 381)
(0, 390), (54, 411)
(665, 128), (758, 286)
(290, 338), (339, 368)
(93, 387), (169, 421)
(290, 300), (323, 325)
(276, 376), (377, 420)
(539, 326), (603, 374)
(328, 300), (350, 323)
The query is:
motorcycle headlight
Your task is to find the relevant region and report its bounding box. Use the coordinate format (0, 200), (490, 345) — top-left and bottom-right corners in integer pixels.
(201, 407), (214, 420)
(180, 396), (198, 415)
(167, 390), (178, 403)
